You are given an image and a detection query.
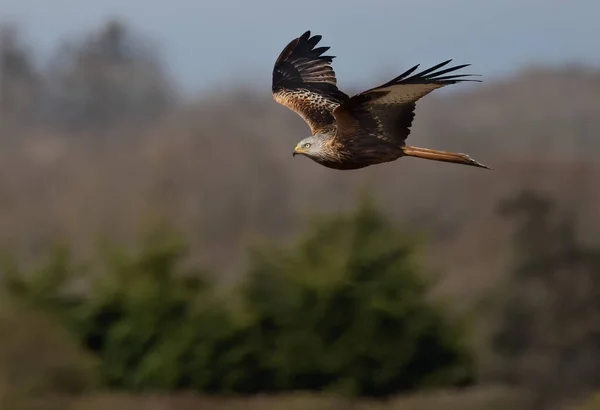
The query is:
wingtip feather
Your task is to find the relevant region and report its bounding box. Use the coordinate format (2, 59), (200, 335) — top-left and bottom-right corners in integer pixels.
(388, 59), (481, 86)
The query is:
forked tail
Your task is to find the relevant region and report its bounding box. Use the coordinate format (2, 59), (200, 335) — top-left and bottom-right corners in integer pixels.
(402, 145), (491, 169)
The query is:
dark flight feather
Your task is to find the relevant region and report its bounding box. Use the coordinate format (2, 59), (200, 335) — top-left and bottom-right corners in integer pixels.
(332, 59), (481, 149)
(272, 31), (349, 134)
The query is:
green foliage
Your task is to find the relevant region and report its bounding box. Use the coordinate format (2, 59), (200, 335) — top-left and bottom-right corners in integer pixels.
(233, 196), (474, 396)
(70, 227), (233, 391)
(1, 198), (474, 397)
(1, 245), (79, 316)
(1, 228), (235, 393)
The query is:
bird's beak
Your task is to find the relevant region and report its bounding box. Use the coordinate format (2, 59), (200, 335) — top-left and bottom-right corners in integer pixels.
(293, 146), (303, 157)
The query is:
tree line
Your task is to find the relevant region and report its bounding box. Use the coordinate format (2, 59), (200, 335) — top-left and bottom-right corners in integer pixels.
(2, 188), (600, 409)
(0, 19), (174, 134)
(2, 196), (473, 397)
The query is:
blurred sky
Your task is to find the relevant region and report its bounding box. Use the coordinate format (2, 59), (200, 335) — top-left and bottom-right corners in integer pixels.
(2, 0), (599, 96)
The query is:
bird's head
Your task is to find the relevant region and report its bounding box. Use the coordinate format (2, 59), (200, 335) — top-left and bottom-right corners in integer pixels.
(292, 135), (326, 158)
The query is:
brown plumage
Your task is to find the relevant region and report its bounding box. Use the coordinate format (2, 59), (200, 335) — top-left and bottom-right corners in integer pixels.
(272, 30), (491, 171)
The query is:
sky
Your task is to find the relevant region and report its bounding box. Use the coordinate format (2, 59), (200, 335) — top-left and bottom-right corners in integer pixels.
(2, 0), (599, 96)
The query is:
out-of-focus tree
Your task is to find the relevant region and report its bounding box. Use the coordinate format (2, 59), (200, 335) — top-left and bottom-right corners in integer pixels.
(491, 189), (600, 409)
(1, 198), (474, 397)
(73, 227), (224, 391)
(42, 19), (176, 133)
(0, 226), (234, 392)
(234, 194), (475, 396)
(0, 23), (40, 131)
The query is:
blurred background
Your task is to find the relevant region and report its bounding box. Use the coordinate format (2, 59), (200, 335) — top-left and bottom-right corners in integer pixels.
(1, 1), (600, 409)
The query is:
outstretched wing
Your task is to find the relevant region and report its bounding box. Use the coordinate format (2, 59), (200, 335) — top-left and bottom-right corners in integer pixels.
(331, 60), (480, 146)
(272, 31), (349, 134)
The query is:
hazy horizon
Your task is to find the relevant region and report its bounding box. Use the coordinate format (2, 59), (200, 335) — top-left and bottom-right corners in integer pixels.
(3, 0), (599, 96)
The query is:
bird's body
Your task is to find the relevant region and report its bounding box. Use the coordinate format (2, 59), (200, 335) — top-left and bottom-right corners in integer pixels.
(272, 31), (491, 170)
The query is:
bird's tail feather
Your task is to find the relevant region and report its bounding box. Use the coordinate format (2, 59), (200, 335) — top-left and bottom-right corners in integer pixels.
(401, 145), (491, 169)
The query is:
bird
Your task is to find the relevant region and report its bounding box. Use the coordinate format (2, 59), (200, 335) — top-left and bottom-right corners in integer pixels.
(272, 30), (491, 171)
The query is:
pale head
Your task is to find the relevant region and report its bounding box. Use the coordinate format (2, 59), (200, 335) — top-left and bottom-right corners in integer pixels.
(292, 135), (327, 158)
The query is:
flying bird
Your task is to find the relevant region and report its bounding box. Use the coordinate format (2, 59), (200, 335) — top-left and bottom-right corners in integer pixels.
(272, 31), (490, 170)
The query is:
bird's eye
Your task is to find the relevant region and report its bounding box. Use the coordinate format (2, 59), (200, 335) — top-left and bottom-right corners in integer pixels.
(303, 143), (311, 149)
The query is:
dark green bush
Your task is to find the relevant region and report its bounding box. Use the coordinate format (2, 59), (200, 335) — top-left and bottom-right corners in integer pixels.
(69, 227), (236, 391)
(1, 198), (474, 396)
(232, 196), (474, 396)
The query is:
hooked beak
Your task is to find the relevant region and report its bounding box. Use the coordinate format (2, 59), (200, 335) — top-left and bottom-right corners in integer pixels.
(293, 146), (304, 157)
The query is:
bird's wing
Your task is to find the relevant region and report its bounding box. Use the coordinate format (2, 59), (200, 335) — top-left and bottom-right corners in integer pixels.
(272, 31), (349, 135)
(331, 60), (480, 146)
